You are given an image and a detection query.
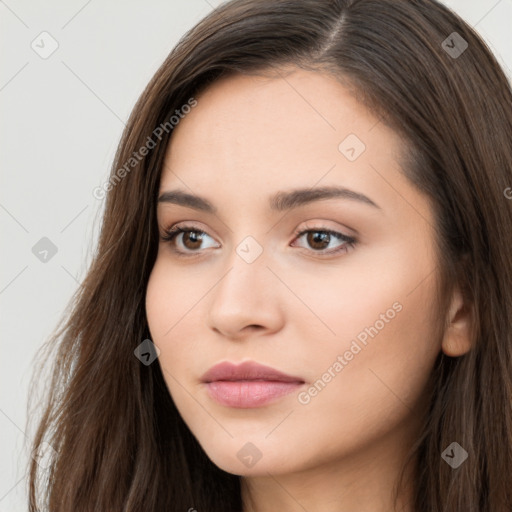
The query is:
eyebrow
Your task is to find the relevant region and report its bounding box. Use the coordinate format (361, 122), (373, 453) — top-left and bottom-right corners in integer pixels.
(157, 186), (381, 213)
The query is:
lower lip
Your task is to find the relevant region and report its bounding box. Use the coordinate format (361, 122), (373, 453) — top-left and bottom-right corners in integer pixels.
(205, 380), (304, 408)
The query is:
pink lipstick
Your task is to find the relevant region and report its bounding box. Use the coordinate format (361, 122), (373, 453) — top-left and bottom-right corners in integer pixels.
(201, 361), (305, 408)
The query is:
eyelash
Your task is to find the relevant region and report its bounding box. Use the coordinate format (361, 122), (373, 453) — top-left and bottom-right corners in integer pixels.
(160, 224), (357, 258)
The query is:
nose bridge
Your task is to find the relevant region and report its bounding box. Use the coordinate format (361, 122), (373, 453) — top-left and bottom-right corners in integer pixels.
(207, 234), (282, 335)
(217, 235), (271, 304)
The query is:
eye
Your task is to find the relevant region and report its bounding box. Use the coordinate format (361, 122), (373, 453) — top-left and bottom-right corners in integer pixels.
(161, 224), (219, 257)
(290, 226), (356, 256)
(160, 223), (357, 258)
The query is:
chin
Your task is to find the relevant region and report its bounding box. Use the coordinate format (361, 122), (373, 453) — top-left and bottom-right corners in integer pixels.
(198, 438), (295, 476)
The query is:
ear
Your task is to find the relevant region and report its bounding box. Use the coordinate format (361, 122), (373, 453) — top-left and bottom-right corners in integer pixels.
(441, 285), (473, 357)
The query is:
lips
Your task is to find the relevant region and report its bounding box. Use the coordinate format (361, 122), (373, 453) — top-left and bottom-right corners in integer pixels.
(201, 361), (305, 408)
(201, 361), (304, 383)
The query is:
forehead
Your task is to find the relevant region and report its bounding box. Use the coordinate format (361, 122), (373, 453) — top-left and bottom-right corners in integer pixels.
(159, 67), (409, 213)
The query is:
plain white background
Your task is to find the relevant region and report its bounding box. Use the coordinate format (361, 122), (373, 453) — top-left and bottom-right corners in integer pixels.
(1, 0), (511, 509)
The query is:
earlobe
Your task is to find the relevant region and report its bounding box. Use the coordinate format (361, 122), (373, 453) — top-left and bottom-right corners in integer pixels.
(441, 286), (474, 357)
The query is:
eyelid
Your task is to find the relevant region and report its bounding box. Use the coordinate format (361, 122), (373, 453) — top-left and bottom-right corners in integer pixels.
(160, 222), (218, 245)
(294, 220), (357, 238)
(160, 220), (209, 238)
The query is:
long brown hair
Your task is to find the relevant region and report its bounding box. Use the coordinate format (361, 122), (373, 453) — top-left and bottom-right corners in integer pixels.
(28, 0), (512, 510)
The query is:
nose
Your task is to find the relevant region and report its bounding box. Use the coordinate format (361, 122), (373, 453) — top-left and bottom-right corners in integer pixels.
(206, 249), (284, 340)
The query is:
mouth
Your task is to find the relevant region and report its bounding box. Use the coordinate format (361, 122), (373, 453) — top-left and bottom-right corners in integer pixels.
(201, 361), (305, 408)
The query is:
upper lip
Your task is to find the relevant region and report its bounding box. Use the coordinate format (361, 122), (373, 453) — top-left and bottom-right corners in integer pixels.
(201, 361), (305, 383)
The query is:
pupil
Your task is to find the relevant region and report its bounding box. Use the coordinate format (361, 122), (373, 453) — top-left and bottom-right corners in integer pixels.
(185, 231), (202, 248)
(309, 232), (329, 249)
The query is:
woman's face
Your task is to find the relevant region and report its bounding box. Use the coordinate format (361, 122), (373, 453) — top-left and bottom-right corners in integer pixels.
(146, 67), (443, 476)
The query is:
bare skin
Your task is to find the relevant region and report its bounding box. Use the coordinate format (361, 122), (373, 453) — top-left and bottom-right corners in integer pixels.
(145, 66), (472, 512)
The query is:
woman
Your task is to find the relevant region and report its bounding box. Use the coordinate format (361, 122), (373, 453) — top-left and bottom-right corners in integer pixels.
(28, 0), (512, 510)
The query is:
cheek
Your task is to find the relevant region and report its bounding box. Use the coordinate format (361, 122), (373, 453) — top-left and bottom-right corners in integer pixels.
(296, 241), (441, 410)
(318, 272), (439, 413)
(280, 275), (441, 469)
(284, 250), (438, 363)
(145, 263), (170, 341)
(145, 261), (186, 373)
(145, 259), (205, 386)
(145, 257), (194, 342)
